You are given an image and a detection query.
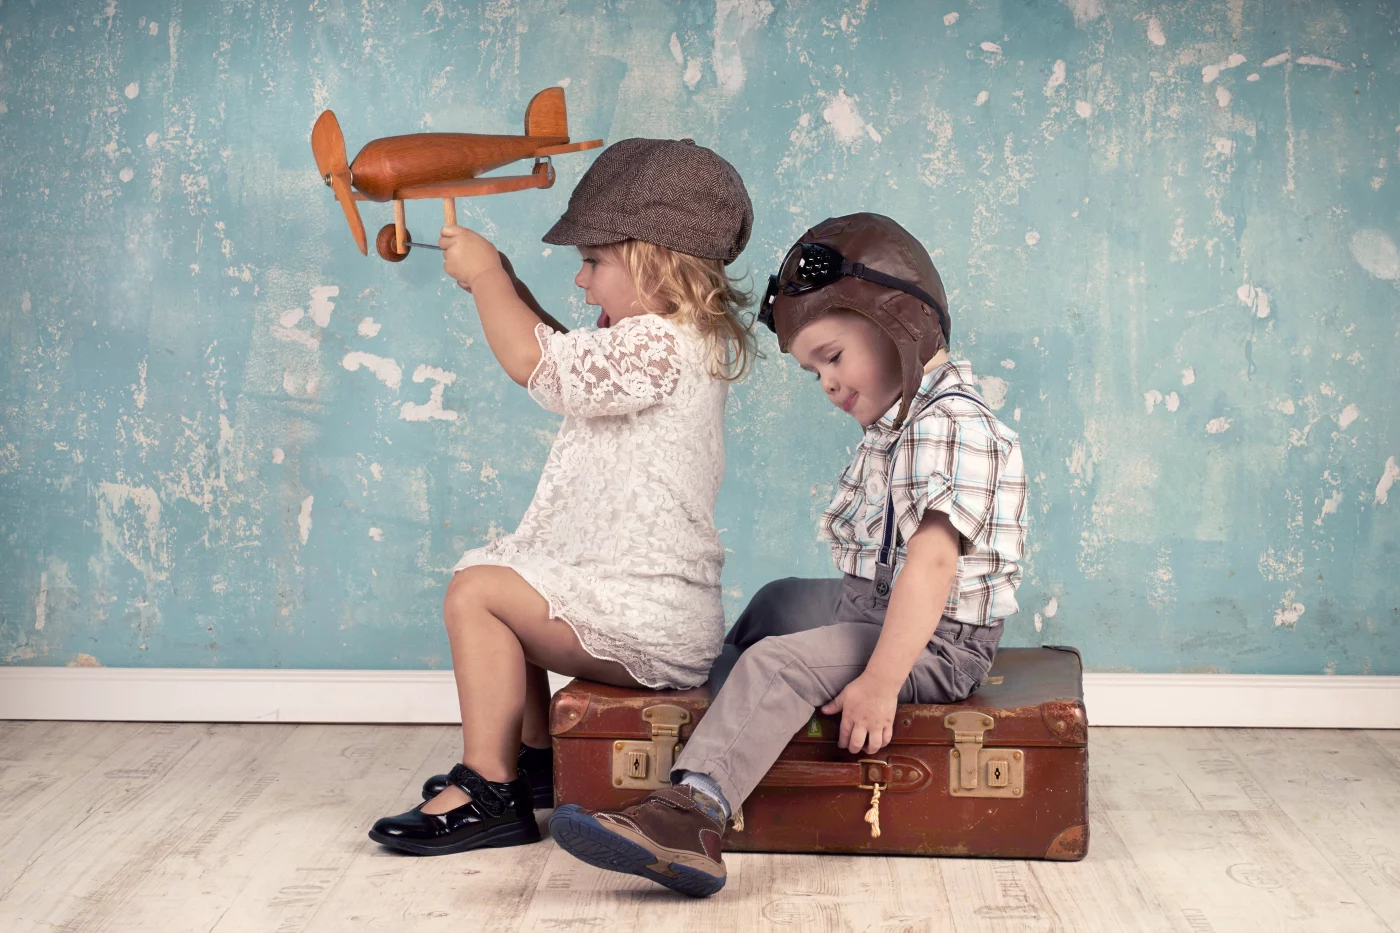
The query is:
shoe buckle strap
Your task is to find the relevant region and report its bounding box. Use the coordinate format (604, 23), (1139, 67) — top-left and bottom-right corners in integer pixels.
(446, 763), (511, 817)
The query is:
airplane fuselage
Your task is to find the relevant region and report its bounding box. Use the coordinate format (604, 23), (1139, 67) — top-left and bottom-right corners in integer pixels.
(348, 133), (568, 201)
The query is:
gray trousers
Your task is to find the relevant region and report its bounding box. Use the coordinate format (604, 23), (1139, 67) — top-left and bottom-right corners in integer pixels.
(671, 574), (1003, 810)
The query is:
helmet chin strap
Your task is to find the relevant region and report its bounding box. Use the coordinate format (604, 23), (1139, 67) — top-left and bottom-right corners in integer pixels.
(887, 349), (952, 430)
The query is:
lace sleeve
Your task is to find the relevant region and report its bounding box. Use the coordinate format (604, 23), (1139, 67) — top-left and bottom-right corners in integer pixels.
(527, 314), (683, 417)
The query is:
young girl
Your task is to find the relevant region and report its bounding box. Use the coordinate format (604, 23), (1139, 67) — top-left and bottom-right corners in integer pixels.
(368, 137), (755, 855)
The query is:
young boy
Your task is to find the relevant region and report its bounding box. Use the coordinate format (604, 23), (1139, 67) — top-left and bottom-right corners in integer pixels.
(548, 213), (1028, 897)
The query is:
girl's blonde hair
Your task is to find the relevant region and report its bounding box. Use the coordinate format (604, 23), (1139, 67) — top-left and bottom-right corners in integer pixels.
(603, 240), (756, 382)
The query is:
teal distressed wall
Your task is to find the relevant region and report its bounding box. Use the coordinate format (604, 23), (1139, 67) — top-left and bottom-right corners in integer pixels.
(1, 0), (1396, 674)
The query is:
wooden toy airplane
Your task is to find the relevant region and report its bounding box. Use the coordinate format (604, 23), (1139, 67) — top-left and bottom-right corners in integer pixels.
(311, 87), (602, 262)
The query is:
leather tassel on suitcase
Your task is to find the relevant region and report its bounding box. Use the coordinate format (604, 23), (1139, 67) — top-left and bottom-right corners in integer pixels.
(549, 646), (1089, 859)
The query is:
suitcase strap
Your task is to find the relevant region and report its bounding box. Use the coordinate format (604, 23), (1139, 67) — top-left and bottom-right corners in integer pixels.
(756, 755), (930, 794)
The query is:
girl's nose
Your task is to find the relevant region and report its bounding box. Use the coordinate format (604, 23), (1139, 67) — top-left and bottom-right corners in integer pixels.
(574, 267), (588, 289)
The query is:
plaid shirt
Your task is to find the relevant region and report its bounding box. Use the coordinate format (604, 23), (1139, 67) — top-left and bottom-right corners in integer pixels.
(819, 360), (1028, 626)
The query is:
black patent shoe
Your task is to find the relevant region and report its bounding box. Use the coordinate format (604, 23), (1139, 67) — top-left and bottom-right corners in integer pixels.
(422, 744), (554, 809)
(369, 763), (541, 855)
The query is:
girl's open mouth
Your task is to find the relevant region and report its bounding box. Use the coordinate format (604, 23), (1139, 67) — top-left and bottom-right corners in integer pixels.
(596, 310), (611, 328)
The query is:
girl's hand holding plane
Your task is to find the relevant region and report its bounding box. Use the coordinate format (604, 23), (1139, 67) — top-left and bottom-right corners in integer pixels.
(440, 225), (505, 292)
(439, 225), (561, 385)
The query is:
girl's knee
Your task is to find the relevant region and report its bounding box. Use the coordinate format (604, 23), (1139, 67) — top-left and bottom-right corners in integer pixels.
(443, 567), (491, 626)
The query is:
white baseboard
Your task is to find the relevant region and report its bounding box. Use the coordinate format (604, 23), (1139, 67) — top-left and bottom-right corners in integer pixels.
(0, 667), (1396, 729)
(1084, 672), (1399, 728)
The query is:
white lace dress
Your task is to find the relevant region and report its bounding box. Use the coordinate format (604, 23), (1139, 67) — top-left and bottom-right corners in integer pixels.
(451, 313), (728, 688)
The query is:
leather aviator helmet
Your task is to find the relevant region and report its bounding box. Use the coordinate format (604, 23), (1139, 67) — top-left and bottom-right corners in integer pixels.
(762, 213), (950, 429)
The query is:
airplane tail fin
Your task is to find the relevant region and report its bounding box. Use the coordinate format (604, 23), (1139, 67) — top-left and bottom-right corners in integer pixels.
(525, 87), (568, 139)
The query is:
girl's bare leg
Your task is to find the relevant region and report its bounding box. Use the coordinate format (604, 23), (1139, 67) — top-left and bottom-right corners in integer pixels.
(521, 662), (552, 749)
(424, 565), (640, 814)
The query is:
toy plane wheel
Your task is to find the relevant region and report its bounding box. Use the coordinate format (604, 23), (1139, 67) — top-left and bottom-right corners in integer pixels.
(375, 223), (411, 262)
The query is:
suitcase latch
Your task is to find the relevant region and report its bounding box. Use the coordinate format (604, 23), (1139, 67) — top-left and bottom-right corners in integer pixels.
(612, 704), (690, 790)
(944, 711), (1024, 799)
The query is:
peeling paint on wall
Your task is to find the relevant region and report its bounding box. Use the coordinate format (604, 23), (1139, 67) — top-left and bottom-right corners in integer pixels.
(1377, 458), (1400, 507)
(401, 365), (460, 423)
(341, 352), (403, 390)
(0, 0), (1395, 675)
(95, 483), (168, 583)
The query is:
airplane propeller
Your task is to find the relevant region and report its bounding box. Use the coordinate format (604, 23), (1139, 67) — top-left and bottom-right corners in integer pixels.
(311, 110), (368, 255)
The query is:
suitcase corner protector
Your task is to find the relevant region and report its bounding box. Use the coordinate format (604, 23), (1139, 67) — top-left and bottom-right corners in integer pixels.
(549, 687), (593, 735)
(1044, 823), (1089, 860)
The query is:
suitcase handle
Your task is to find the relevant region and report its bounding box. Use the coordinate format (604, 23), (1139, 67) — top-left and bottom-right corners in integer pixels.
(757, 755), (930, 793)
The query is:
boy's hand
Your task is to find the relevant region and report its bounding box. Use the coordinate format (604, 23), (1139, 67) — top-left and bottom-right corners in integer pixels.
(822, 673), (901, 755)
(440, 225), (504, 290)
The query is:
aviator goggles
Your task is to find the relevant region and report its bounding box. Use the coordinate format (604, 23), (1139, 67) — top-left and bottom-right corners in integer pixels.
(757, 241), (951, 343)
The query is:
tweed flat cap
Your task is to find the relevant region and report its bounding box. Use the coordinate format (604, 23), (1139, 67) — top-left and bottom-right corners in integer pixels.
(543, 137), (753, 264)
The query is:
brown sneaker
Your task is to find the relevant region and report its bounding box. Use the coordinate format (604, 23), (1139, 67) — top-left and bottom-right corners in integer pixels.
(549, 786), (727, 897)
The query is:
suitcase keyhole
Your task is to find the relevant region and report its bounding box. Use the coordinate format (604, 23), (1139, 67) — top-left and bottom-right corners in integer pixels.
(624, 751), (649, 779)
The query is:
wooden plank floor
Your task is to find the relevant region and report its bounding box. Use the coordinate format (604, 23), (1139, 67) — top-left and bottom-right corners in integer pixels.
(1, 723), (1397, 932)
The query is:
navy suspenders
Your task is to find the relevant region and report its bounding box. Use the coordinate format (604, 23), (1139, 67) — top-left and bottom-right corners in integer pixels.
(871, 389), (996, 601)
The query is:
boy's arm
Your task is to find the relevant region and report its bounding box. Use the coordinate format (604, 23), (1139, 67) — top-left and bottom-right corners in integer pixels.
(822, 509), (961, 755)
(440, 225), (552, 387)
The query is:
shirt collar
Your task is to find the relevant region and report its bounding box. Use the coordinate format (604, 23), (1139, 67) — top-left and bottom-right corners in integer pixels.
(862, 359), (977, 443)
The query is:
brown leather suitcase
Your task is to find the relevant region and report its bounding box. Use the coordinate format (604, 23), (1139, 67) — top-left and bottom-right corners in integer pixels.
(549, 646), (1088, 859)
